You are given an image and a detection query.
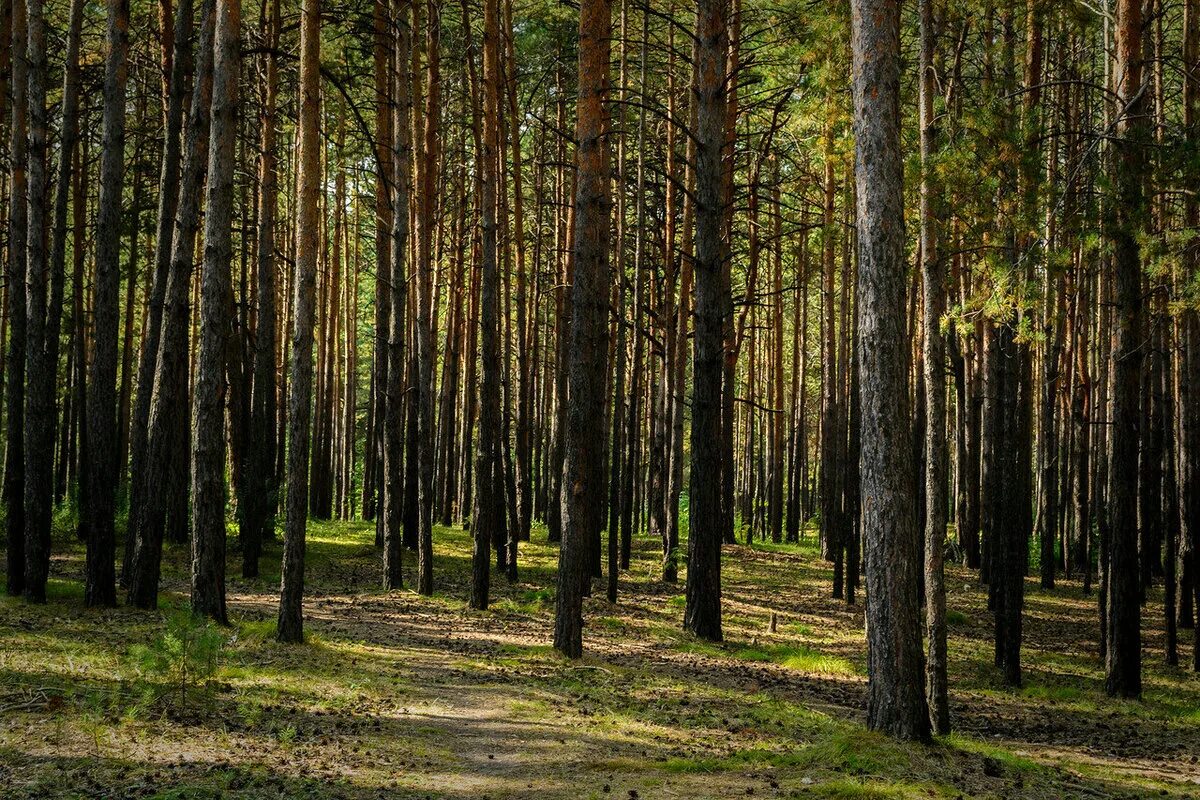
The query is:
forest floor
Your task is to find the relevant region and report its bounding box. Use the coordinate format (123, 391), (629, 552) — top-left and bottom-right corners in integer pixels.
(2, 513), (1199, 799)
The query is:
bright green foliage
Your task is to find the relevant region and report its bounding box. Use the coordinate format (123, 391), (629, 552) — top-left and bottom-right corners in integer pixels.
(129, 610), (226, 711)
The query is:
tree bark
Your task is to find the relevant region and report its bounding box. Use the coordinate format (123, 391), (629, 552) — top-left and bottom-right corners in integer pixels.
(1105, 0), (1145, 699)
(919, 0), (949, 737)
(278, 0), (320, 642)
(83, 0), (130, 608)
(851, 0), (931, 742)
(553, 0), (611, 657)
(191, 0), (240, 624)
(126, 0), (216, 609)
(684, 0), (728, 643)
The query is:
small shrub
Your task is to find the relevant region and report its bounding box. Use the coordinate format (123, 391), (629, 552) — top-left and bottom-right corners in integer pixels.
(130, 610), (226, 711)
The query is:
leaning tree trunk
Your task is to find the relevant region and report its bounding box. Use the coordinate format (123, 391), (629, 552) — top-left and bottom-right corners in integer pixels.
(83, 0), (130, 608)
(851, 0), (931, 742)
(130, 0), (192, 549)
(683, 0), (728, 644)
(241, 0), (279, 578)
(553, 0), (611, 658)
(278, 0), (320, 643)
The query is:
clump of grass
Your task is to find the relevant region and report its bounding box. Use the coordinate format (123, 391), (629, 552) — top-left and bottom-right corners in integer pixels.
(945, 609), (970, 626)
(674, 638), (861, 677)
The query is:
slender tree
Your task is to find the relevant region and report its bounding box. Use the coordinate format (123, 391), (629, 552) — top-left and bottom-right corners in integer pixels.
(83, 0), (131, 608)
(553, 0), (612, 657)
(279, 0), (321, 642)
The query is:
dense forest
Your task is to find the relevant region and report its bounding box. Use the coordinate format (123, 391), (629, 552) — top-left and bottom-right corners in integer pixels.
(1, 0), (1199, 794)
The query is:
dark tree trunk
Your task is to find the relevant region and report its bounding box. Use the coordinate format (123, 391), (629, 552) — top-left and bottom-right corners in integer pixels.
(22, 0), (55, 604)
(83, 0), (130, 608)
(384, 0), (412, 590)
(851, 0), (931, 742)
(130, 0), (192, 541)
(684, 0), (727, 644)
(126, 0), (216, 610)
(1105, 0), (1144, 699)
(190, 0), (240, 624)
(5, 0), (28, 599)
(240, 0), (279, 578)
(414, 0), (439, 596)
(470, 0), (503, 609)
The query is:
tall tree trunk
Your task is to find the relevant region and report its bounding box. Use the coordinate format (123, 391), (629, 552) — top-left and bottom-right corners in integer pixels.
(1105, 0), (1145, 698)
(919, 0), (949, 736)
(241, 0), (279, 578)
(413, 0), (439, 595)
(278, 0), (320, 642)
(5, 0), (29, 599)
(684, 0), (728, 643)
(132, 0), (191, 543)
(384, 0), (413, 590)
(83, 0), (130, 608)
(470, 0), (502, 609)
(553, 0), (611, 657)
(23, 0), (59, 603)
(191, 0), (240, 624)
(126, 0), (216, 609)
(851, 0), (931, 742)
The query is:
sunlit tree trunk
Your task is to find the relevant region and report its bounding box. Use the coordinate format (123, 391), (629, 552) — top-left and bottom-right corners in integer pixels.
(851, 0), (931, 742)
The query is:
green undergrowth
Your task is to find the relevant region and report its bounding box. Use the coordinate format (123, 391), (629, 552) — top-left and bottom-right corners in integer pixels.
(1, 515), (1197, 799)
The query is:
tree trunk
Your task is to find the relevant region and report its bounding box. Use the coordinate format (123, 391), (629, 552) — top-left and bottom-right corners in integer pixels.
(851, 0), (931, 742)
(919, 0), (949, 737)
(191, 0), (240, 624)
(553, 0), (611, 657)
(83, 0), (130, 608)
(414, 0), (439, 595)
(470, 0), (502, 609)
(5, 0), (29, 599)
(278, 0), (320, 642)
(1105, 0), (1144, 699)
(684, 0), (728, 643)
(126, 0), (216, 609)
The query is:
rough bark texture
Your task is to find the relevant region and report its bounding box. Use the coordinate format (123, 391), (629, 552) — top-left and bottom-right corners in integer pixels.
(130, 0), (191, 541)
(851, 0), (931, 742)
(919, 0), (949, 737)
(278, 0), (320, 642)
(4, 0), (28, 599)
(553, 0), (611, 657)
(190, 0), (239, 624)
(83, 0), (130, 608)
(384, 0), (412, 590)
(684, 0), (727, 644)
(126, 0), (215, 609)
(1106, 0), (1144, 699)
(241, 0), (279, 578)
(470, 0), (501, 610)
(415, 0), (439, 596)
(22, 0), (54, 604)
